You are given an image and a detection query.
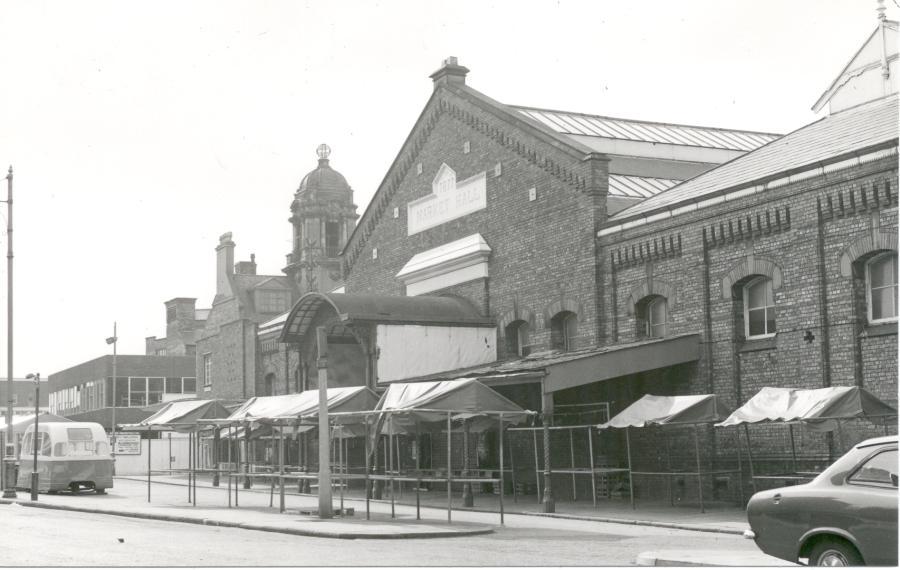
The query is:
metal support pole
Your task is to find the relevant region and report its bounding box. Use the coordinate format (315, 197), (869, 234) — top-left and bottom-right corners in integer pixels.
(1, 166), (15, 499)
(499, 413), (504, 525)
(587, 426), (596, 507)
(279, 427), (285, 513)
(788, 424), (798, 474)
(187, 431), (192, 502)
(315, 327), (333, 518)
(30, 374), (39, 500)
(147, 427), (152, 503)
(541, 390), (555, 513)
(212, 426), (220, 487)
(744, 424), (757, 494)
(532, 429), (541, 503)
(693, 425), (704, 513)
(625, 427), (634, 510)
(447, 411), (452, 523)
(364, 414), (371, 520)
(389, 416), (395, 518)
(462, 418), (473, 507)
(569, 428), (576, 501)
(509, 427), (517, 503)
(243, 423), (251, 489)
(735, 426), (745, 506)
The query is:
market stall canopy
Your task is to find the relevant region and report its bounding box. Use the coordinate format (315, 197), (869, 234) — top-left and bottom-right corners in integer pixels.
(373, 378), (532, 433)
(597, 394), (731, 429)
(715, 386), (897, 431)
(222, 386), (379, 438)
(0, 413), (72, 434)
(123, 399), (232, 432)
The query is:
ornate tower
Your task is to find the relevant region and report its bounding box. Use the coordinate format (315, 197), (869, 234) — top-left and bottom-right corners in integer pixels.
(283, 144), (359, 294)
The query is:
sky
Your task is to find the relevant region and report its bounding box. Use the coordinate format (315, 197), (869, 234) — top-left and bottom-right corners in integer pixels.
(0, 0), (895, 378)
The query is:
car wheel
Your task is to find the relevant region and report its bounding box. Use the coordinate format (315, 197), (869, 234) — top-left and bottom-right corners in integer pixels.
(809, 539), (863, 566)
(95, 488), (106, 495)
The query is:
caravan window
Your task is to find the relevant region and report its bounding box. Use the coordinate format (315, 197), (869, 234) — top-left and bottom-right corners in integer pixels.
(21, 432), (51, 457)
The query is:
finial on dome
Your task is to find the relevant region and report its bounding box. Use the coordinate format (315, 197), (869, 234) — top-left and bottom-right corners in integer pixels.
(877, 0), (886, 21)
(316, 143), (331, 160)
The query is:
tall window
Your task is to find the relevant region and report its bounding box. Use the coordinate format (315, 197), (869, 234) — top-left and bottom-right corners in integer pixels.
(505, 320), (531, 357)
(203, 353), (212, 388)
(645, 297), (668, 338)
(744, 277), (776, 339)
(257, 290), (290, 314)
(550, 311), (578, 351)
(867, 252), (898, 323)
(325, 221), (341, 258)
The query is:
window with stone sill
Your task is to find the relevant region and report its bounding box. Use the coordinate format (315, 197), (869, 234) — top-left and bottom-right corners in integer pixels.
(866, 252), (898, 324)
(203, 353), (212, 387)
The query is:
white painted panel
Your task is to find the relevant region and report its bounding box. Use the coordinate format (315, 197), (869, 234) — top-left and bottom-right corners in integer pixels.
(405, 261), (488, 296)
(407, 168), (487, 235)
(376, 325), (496, 382)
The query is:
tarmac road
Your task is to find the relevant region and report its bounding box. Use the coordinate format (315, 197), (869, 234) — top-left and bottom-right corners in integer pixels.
(3, 502), (769, 567)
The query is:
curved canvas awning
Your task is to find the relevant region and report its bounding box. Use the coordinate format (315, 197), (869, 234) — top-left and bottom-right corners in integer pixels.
(597, 394), (731, 429)
(123, 399), (232, 433)
(715, 386), (897, 431)
(279, 292), (492, 343)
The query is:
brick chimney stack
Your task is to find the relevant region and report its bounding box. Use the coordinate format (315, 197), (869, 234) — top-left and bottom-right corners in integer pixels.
(430, 56), (469, 89)
(216, 232), (235, 300)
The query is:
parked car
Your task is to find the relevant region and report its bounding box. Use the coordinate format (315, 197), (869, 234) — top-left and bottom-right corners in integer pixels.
(745, 435), (897, 566)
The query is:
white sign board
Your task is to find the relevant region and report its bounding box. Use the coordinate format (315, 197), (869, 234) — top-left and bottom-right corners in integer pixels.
(408, 164), (486, 235)
(376, 324), (497, 382)
(114, 432), (142, 455)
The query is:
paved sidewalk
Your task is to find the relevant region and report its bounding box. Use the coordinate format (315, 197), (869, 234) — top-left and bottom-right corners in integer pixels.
(0, 476), (493, 539)
(2, 474), (792, 565)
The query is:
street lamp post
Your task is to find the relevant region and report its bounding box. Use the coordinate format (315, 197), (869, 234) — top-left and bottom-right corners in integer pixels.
(26, 373), (39, 501)
(2, 166), (15, 499)
(106, 324), (118, 469)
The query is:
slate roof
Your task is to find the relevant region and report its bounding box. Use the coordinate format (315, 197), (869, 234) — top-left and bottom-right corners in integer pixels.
(514, 106), (779, 151)
(610, 95), (899, 221)
(609, 175), (679, 198)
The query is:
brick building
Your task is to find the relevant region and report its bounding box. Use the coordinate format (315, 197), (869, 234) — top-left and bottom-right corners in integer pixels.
(0, 378), (50, 423)
(145, 297), (209, 356)
(269, 17), (897, 502)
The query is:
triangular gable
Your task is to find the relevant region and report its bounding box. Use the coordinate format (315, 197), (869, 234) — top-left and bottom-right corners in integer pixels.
(813, 21), (899, 113)
(341, 79), (596, 272)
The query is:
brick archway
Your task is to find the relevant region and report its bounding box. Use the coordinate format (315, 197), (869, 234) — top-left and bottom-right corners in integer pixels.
(626, 280), (677, 316)
(839, 231), (898, 277)
(721, 257), (783, 298)
(543, 297), (582, 323)
(498, 307), (535, 332)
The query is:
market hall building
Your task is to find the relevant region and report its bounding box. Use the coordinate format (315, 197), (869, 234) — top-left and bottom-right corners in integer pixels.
(256, 19), (895, 505)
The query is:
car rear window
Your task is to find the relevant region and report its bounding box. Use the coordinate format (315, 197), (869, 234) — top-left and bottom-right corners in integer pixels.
(67, 428), (94, 441)
(849, 449), (897, 486)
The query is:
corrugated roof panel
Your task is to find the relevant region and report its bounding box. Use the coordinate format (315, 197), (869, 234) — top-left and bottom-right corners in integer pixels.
(513, 106), (780, 151)
(608, 175), (680, 198)
(611, 96), (899, 220)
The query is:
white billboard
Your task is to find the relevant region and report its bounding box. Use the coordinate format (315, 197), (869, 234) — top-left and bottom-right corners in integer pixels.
(376, 324), (496, 382)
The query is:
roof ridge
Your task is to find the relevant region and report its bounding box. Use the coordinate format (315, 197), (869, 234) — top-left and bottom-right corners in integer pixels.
(509, 104), (783, 137)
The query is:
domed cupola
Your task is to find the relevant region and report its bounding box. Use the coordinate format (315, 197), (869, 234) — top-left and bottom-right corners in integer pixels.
(285, 144), (359, 296)
(295, 144), (353, 203)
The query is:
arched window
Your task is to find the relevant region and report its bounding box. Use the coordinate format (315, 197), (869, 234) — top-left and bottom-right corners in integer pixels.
(867, 252), (898, 323)
(550, 311), (578, 352)
(635, 295), (668, 339)
(264, 373), (276, 397)
(505, 320), (531, 358)
(743, 277), (776, 339)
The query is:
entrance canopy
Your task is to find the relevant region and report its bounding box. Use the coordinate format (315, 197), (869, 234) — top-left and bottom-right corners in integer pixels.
(598, 394), (730, 429)
(124, 399), (232, 432)
(716, 386), (897, 431)
(373, 378), (533, 432)
(279, 292), (492, 343)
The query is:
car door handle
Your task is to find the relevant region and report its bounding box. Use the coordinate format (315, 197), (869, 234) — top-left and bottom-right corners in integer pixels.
(772, 493), (782, 505)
